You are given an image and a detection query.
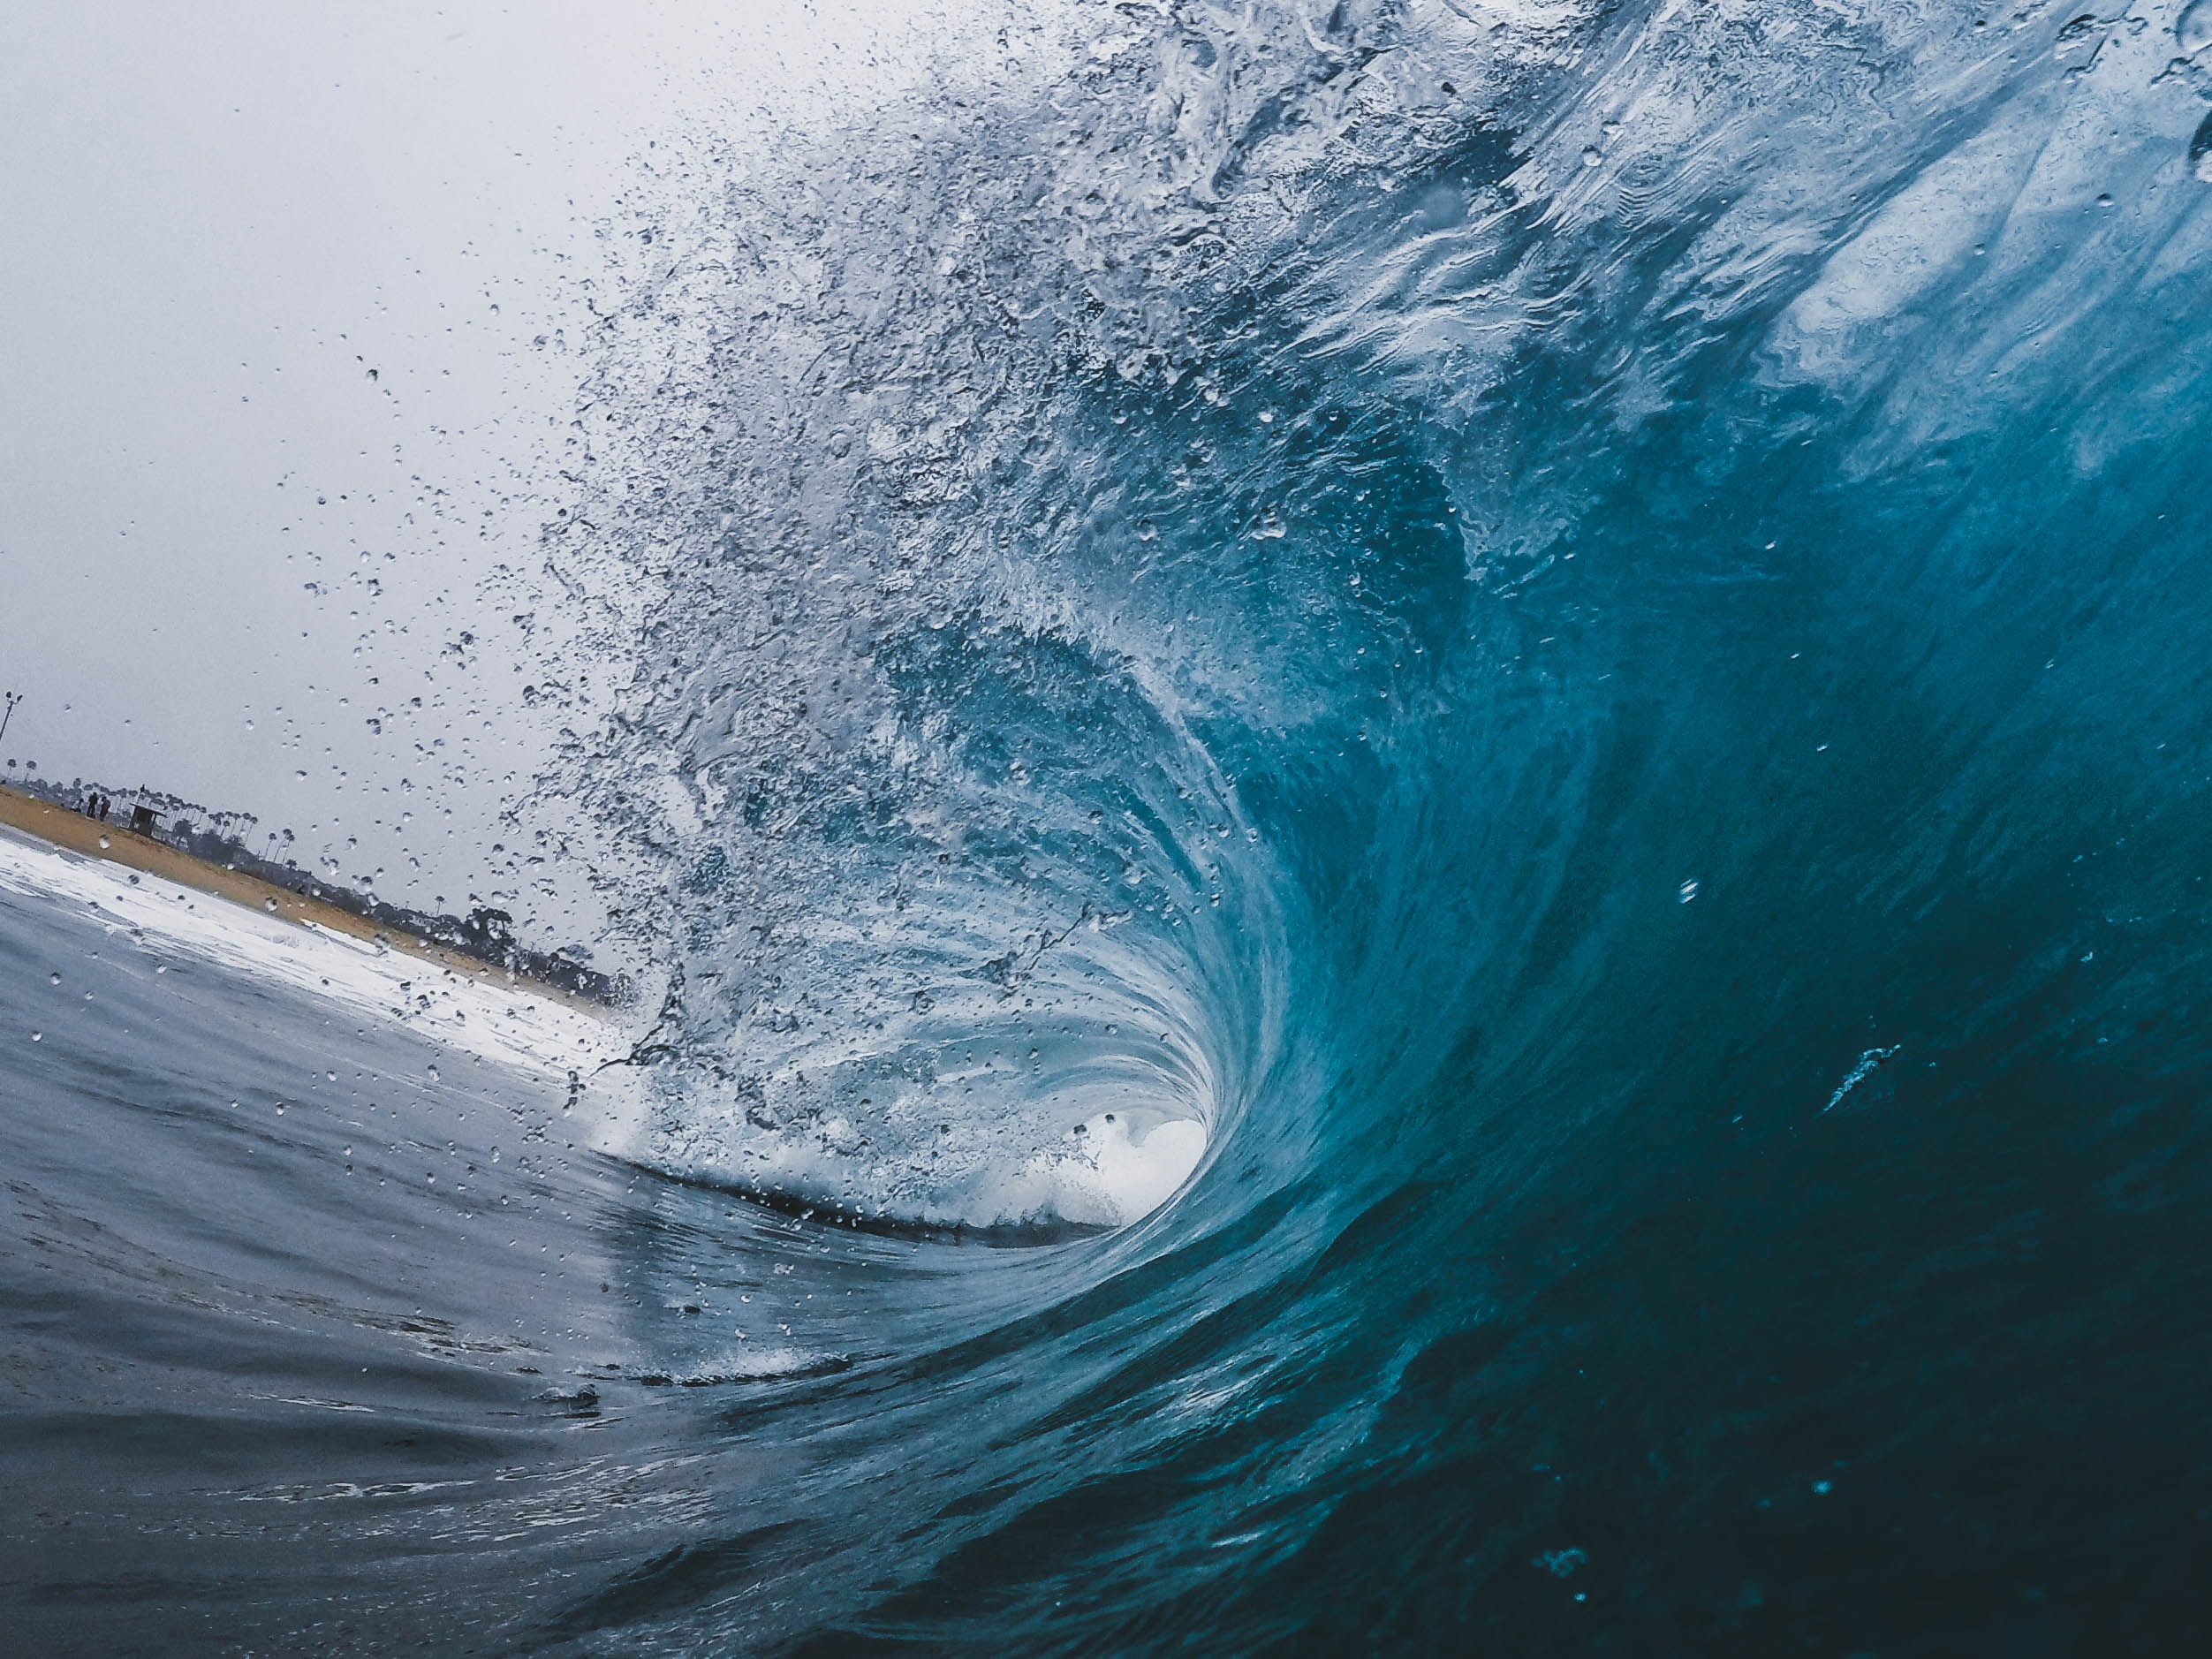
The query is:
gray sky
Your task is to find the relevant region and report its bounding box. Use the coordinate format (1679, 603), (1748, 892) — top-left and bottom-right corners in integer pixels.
(0, 0), (1020, 938)
(0, 1), (688, 927)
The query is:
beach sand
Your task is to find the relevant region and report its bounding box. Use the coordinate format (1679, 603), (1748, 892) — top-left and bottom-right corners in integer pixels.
(0, 782), (608, 1014)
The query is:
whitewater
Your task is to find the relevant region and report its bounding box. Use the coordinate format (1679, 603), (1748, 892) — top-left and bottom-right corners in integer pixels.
(10, 0), (2212, 1650)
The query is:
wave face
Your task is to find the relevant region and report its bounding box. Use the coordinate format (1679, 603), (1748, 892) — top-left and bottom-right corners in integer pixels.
(17, 0), (2212, 1652)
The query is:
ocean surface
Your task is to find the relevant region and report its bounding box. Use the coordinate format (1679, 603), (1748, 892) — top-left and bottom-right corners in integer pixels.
(11, 0), (2212, 1651)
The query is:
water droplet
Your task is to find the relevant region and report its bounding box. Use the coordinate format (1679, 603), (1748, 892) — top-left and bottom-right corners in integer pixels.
(2191, 110), (2212, 181)
(1136, 517), (1156, 542)
(49, 972), (59, 985)
(2181, 0), (2212, 56)
(30, 1032), (42, 1042)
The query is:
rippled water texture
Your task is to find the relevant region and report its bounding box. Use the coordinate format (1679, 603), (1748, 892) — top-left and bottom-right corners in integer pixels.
(12, 0), (2212, 1650)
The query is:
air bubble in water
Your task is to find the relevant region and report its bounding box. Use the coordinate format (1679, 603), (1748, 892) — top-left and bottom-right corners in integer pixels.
(1581, 146), (1602, 167)
(2193, 110), (2212, 181)
(2055, 13), (2101, 52)
(2181, 0), (2212, 56)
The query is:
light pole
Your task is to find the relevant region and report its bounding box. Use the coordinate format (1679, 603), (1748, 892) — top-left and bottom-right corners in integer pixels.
(0, 692), (18, 747)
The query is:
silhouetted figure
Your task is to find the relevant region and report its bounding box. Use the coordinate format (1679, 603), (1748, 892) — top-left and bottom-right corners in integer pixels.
(97, 795), (111, 822)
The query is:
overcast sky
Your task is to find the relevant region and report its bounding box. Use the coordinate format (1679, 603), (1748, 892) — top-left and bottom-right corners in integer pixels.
(0, 0), (972, 936)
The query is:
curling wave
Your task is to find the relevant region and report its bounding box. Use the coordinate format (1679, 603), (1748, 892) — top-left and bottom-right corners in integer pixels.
(17, 0), (2212, 1651)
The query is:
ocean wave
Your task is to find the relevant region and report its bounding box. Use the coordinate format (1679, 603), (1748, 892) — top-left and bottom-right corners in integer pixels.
(18, 0), (2204, 1648)
(530, 0), (2202, 1244)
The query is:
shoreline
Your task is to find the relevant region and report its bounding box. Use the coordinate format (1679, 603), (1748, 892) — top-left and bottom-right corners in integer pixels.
(0, 783), (615, 1018)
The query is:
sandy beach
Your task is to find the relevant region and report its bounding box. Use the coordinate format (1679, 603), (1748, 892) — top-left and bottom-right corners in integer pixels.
(0, 782), (609, 1013)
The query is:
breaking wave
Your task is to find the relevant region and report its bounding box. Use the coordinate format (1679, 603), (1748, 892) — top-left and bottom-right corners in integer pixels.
(22, 2), (2212, 1651)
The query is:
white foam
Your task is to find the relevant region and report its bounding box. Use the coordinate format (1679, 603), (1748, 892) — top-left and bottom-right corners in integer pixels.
(0, 825), (631, 1084)
(646, 1097), (1208, 1234)
(1040, 1111), (1207, 1229)
(948, 1110), (1208, 1231)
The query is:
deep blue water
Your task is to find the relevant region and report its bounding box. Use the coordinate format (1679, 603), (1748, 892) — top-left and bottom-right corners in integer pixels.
(12, 0), (2212, 1651)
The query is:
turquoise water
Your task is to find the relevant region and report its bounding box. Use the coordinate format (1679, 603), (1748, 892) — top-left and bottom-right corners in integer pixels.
(11, 1), (2212, 1650)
